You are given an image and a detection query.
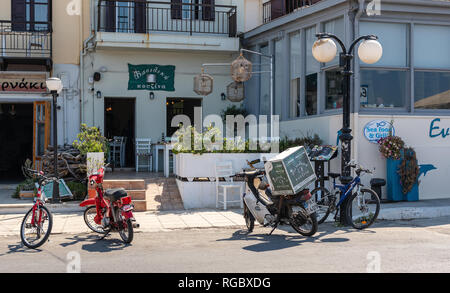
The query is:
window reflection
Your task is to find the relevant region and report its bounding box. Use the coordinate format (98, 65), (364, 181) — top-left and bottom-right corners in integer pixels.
(360, 70), (407, 109)
(415, 71), (450, 109)
(306, 73), (317, 115)
(325, 70), (343, 110)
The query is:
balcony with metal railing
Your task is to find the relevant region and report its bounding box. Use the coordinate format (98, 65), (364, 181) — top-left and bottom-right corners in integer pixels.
(0, 20), (52, 71)
(262, 0), (322, 24)
(95, 0), (239, 52)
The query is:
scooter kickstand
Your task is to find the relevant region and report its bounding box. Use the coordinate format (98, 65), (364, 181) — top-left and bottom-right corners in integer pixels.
(267, 221), (279, 236)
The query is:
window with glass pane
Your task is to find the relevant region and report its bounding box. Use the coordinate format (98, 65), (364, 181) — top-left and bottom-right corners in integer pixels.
(359, 22), (408, 67)
(24, 0), (50, 31)
(306, 27), (318, 115)
(306, 73), (317, 115)
(290, 32), (301, 117)
(414, 25), (450, 70)
(260, 44), (271, 115)
(360, 70), (407, 108)
(325, 70), (343, 110)
(414, 71), (450, 109)
(117, 2), (134, 32)
(274, 40), (283, 117)
(323, 17), (345, 66)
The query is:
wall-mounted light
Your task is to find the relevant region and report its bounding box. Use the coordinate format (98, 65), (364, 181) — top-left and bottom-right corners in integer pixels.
(149, 92), (155, 100)
(221, 93), (226, 101)
(96, 90), (102, 99)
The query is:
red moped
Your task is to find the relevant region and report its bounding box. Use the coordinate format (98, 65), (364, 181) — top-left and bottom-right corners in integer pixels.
(80, 167), (139, 243)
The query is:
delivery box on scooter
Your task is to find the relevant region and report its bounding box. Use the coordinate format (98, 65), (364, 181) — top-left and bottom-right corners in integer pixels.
(264, 146), (316, 195)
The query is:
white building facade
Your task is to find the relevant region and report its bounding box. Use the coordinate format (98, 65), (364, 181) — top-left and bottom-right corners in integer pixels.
(242, 0), (450, 200)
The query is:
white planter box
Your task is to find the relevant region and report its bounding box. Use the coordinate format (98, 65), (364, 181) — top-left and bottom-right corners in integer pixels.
(174, 152), (278, 209)
(176, 179), (244, 209)
(175, 153), (277, 179)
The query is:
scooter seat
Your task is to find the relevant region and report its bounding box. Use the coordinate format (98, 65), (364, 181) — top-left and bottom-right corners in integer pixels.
(104, 188), (128, 202)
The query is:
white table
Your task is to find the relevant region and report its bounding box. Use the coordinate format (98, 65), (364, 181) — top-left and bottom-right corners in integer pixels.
(153, 143), (174, 178)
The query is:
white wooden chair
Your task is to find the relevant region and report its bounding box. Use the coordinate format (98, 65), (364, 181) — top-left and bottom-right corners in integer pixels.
(215, 161), (244, 210)
(136, 138), (152, 172)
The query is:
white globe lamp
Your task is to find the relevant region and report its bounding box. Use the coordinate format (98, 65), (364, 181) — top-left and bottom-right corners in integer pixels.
(312, 38), (337, 63)
(358, 39), (383, 64)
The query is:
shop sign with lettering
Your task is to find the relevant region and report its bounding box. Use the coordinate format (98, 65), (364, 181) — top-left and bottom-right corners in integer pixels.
(128, 64), (175, 91)
(0, 73), (47, 93)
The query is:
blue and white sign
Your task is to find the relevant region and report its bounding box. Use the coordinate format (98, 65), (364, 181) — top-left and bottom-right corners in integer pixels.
(363, 120), (395, 143)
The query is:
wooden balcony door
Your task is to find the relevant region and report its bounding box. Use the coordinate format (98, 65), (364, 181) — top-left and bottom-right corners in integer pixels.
(33, 101), (51, 171)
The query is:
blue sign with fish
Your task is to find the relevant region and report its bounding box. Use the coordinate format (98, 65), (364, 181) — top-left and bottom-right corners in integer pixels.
(363, 120), (395, 143)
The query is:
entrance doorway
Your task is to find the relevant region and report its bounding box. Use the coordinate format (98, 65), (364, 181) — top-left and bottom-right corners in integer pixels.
(104, 98), (136, 168)
(166, 98), (202, 137)
(0, 103), (34, 181)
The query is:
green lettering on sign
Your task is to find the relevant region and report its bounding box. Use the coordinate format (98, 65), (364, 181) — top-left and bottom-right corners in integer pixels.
(128, 64), (175, 91)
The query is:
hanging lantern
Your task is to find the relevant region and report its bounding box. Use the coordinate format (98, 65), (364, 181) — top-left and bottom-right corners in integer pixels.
(231, 54), (252, 83)
(193, 68), (214, 96)
(226, 81), (245, 102)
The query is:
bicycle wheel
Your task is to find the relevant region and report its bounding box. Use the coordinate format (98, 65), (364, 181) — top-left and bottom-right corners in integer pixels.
(20, 205), (53, 249)
(288, 205), (318, 237)
(243, 202), (255, 233)
(311, 187), (334, 224)
(119, 218), (134, 244)
(346, 188), (380, 230)
(83, 206), (109, 234)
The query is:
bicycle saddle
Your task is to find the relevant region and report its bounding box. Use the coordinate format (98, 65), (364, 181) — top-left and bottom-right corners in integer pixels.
(328, 173), (340, 179)
(104, 188), (128, 202)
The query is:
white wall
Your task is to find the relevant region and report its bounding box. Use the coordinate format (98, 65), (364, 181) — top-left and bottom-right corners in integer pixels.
(82, 49), (242, 142)
(53, 64), (81, 146)
(280, 114), (450, 200)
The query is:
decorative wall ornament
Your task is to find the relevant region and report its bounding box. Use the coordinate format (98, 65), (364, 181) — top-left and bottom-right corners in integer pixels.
(226, 81), (245, 102)
(231, 54), (252, 83)
(193, 68), (214, 96)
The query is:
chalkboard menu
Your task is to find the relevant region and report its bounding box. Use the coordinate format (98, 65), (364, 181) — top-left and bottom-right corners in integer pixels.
(265, 146), (316, 195)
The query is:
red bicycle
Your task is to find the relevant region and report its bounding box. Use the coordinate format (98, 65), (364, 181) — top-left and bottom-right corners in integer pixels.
(20, 168), (54, 249)
(80, 167), (139, 243)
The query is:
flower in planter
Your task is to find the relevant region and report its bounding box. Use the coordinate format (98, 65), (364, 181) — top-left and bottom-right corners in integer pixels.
(378, 135), (405, 160)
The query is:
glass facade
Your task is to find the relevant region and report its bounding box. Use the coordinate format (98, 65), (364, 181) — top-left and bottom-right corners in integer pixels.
(325, 70), (343, 110)
(290, 31), (301, 118)
(360, 70), (407, 108)
(248, 18), (450, 120)
(414, 71), (450, 109)
(259, 44), (271, 116)
(306, 26), (318, 116)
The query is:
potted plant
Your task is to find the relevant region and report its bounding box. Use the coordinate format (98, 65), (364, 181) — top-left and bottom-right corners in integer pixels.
(378, 136), (420, 201)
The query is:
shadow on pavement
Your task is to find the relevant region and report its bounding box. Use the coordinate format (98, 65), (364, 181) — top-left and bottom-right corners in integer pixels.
(0, 242), (42, 256)
(59, 233), (131, 252)
(216, 228), (350, 252)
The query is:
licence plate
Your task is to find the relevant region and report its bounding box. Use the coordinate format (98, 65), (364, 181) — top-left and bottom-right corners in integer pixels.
(122, 204), (134, 212)
(305, 200), (319, 215)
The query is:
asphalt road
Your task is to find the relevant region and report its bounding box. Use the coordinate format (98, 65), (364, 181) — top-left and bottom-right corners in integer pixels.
(0, 217), (449, 273)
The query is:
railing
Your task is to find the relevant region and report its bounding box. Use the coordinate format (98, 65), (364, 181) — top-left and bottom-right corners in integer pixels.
(97, 0), (237, 37)
(0, 21), (52, 58)
(263, 0), (322, 24)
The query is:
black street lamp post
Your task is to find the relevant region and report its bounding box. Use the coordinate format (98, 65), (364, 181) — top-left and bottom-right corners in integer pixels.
(312, 33), (383, 224)
(46, 78), (63, 203)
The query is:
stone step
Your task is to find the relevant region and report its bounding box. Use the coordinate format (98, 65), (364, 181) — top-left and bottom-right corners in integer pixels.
(132, 200), (147, 212)
(103, 179), (146, 190)
(127, 190), (146, 200)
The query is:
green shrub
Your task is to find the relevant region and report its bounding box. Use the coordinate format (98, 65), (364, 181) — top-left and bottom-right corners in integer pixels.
(12, 179), (37, 198)
(279, 133), (323, 152)
(66, 181), (87, 200)
(73, 124), (109, 156)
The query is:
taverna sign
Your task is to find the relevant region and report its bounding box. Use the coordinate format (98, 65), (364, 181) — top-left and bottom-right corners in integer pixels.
(363, 120), (395, 143)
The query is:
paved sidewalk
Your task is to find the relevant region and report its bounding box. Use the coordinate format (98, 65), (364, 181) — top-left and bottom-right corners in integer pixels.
(1, 198), (450, 236)
(0, 209), (246, 236)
